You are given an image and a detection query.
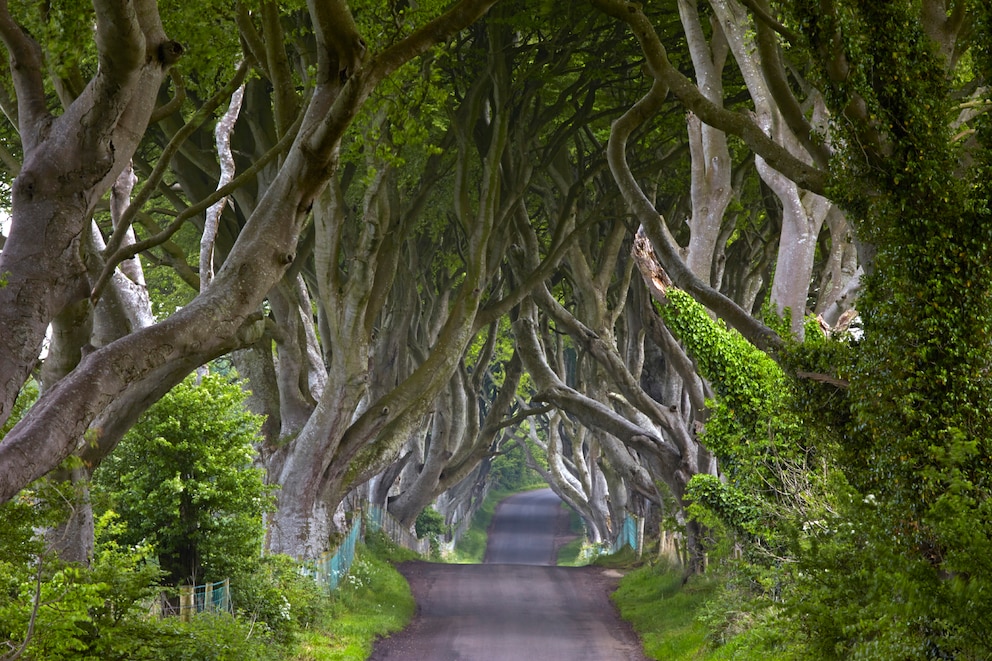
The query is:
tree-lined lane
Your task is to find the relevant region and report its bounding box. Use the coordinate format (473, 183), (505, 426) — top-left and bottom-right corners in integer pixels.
(369, 489), (648, 660)
(483, 487), (562, 565)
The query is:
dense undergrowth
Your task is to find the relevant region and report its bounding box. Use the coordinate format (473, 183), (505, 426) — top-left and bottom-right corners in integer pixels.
(0, 499), (417, 661)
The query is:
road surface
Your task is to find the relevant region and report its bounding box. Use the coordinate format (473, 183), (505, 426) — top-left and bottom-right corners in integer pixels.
(368, 489), (648, 661)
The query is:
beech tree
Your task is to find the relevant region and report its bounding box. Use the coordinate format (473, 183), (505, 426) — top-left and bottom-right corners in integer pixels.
(0, 0), (498, 495)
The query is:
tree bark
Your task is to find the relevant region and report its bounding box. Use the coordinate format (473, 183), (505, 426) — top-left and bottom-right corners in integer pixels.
(0, 0), (180, 428)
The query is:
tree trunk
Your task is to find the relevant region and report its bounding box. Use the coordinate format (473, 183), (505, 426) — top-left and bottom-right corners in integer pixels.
(0, 3), (179, 428)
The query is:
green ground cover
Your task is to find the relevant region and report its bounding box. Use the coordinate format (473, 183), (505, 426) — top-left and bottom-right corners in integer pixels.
(609, 557), (807, 660)
(290, 531), (417, 661)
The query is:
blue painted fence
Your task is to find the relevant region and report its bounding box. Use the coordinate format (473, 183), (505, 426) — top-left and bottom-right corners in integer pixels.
(611, 513), (639, 553)
(303, 518), (363, 591)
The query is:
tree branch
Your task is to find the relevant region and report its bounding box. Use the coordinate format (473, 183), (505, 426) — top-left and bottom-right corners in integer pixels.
(94, 0), (146, 83)
(495, 404), (556, 431)
(593, 0), (828, 195)
(0, 2), (49, 152)
(736, 0), (801, 44)
(609, 67), (783, 353)
(148, 70), (186, 124)
(100, 61), (250, 275)
(745, 0), (832, 168)
(92, 103), (301, 302)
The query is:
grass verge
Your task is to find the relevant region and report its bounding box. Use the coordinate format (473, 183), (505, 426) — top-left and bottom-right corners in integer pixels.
(611, 559), (806, 660)
(289, 531), (418, 660)
(555, 504), (588, 566)
(612, 563), (718, 659)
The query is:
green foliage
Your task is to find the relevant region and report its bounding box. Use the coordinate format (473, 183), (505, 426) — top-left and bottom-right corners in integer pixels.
(612, 562), (806, 660)
(685, 475), (763, 540)
(414, 506), (445, 557)
(661, 290), (790, 464)
(1, 380), (38, 436)
(660, 287), (855, 650)
(779, 3), (992, 657)
(94, 372), (274, 585)
(143, 251), (198, 320)
(290, 532), (415, 660)
(158, 0), (244, 97)
(660, 291), (821, 547)
(0, 491), (279, 660)
(233, 554), (328, 646)
(414, 506), (445, 539)
(490, 436), (545, 492)
(612, 563), (715, 659)
(0, 487), (102, 660)
(8, 1), (97, 82)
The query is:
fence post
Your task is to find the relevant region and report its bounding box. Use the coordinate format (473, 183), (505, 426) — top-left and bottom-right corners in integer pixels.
(636, 515), (644, 559)
(221, 577), (231, 613)
(149, 593), (162, 619)
(180, 585), (194, 622)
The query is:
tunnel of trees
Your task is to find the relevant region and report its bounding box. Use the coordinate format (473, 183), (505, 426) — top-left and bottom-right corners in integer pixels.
(0, 0), (990, 658)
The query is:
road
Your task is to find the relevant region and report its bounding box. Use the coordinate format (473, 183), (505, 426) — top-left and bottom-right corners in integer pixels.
(368, 489), (648, 661)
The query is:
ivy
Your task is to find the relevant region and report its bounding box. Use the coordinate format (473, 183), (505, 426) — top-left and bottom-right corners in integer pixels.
(660, 289), (794, 481)
(777, 1), (992, 655)
(685, 474), (764, 540)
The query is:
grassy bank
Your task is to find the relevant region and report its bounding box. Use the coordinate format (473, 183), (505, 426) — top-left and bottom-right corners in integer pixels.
(611, 563), (718, 658)
(610, 559), (806, 660)
(290, 531), (418, 660)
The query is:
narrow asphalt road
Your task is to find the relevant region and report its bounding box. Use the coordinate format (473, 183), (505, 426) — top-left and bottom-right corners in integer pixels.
(368, 489), (649, 661)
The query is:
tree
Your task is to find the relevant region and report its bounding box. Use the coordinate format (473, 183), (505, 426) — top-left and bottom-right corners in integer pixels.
(597, 0), (992, 654)
(94, 372), (271, 585)
(0, 0), (501, 532)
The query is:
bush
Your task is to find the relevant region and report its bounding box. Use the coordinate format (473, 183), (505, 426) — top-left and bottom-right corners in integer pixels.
(414, 507), (445, 539)
(233, 554), (329, 645)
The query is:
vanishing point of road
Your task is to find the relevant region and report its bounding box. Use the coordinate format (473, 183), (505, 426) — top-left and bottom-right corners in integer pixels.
(369, 488), (649, 660)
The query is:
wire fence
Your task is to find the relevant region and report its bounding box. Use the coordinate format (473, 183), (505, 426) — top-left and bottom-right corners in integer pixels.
(301, 505), (430, 593)
(578, 513), (642, 563)
(151, 579), (232, 620)
(367, 504), (431, 556)
(611, 513), (639, 554)
(152, 503), (431, 619)
(302, 517), (363, 591)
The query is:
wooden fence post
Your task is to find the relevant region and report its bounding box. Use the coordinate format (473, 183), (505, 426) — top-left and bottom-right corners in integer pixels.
(180, 585), (194, 622)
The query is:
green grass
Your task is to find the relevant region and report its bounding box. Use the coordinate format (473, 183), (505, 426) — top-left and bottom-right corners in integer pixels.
(289, 531), (417, 660)
(612, 564), (718, 659)
(611, 560), (807, 661)
(556, 505), (588, 566)
(556, 536), (586, 566)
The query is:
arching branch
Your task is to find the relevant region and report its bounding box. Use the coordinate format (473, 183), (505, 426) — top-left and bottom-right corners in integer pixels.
(593, 0), (828, 195)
